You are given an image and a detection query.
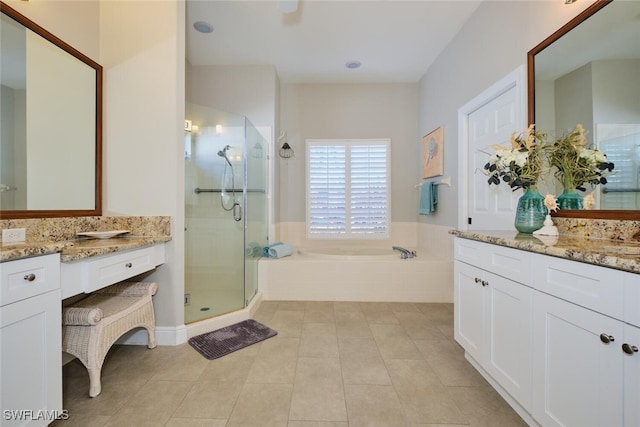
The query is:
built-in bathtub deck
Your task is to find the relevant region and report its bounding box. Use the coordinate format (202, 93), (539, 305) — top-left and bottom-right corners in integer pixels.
(259, 248), (453, 302)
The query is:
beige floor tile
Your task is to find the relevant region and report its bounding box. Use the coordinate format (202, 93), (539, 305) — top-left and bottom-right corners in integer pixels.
(50, 413), (111, 427)
(303, 308), (336, 323)
(246, 336), (300, 383)
(289, 358), (347, 422)
(370, 324), (423, 360)
(172, 381), (243, 419)
(446, 385), (524, 421)
(198, 355), (256, 383)
(298, 323), (339, 358)
(277, 301), (307, 311)
(414, 339), (486, 387)
(388, 302), (421, 313)
(149, 345), (209, 382)
(338, 337), (391, 385)
(56, 301), (525, 427)
(105, 380), (194, 426)
(386, 359), (467, 424)
(62, 375), (146, 417)
(364, 310), (400, 324)
(359, 302), (392, 313)
(287, 422), (348, 427)
(165, 419), (227, 427)
(344, 384), (407, 426)
(227, 383), (293, 426)
(333, 301), (363, 312)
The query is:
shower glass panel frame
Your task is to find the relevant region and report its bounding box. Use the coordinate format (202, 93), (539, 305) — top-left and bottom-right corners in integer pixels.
(184, 103), (268, 324)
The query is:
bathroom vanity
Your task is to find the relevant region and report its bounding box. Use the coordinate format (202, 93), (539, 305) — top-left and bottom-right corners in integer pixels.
(452, 230), (640, 427)
(0, 217), (170, 426)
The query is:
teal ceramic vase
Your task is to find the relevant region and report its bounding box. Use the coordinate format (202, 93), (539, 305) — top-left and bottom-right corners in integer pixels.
(557, 188), (584, 210)
(514, 188), (546, 233)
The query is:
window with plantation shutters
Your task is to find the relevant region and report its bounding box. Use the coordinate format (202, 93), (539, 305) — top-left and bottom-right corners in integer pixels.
(306, 139), (390, 239)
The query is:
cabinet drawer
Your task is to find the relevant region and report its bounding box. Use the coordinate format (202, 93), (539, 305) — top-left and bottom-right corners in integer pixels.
(533, 254), (624, 319)
(0, 254), (60, 306)
(455, 238), (533, 286)
(84, 247), (155, 293)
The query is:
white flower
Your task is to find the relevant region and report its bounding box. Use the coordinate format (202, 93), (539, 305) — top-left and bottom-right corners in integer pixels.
(579, 149), (606, 165)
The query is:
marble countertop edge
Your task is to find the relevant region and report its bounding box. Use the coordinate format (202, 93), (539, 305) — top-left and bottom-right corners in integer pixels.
(1, 235), (171, 263)
(451, 230), (640, 274)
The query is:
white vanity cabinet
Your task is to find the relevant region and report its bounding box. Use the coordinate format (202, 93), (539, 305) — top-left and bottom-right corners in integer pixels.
(532, 253), (626, 427)
(454, 239), (533, 412)
(1, 254), (62, 426)
(454, 235), (640, 427)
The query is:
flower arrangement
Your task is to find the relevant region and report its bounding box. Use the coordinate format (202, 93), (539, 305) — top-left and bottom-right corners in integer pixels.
(483, 125), (547, 191)
(549, 124), (614, 192)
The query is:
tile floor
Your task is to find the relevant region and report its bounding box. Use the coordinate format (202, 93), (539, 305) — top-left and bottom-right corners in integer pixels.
(53, 301), (527, 427)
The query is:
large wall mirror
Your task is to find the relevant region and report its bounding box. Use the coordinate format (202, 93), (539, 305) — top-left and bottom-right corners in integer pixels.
(528, 0), (640, 220)
(0, 1), (102, 219)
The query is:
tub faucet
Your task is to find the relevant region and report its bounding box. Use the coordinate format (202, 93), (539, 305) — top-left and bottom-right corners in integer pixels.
(392, 246), (416, 259)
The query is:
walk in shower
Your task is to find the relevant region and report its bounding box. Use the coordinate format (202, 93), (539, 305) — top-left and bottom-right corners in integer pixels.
(184, 103), (268, 324)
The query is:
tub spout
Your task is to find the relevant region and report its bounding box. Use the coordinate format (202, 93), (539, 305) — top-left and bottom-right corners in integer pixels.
(392, 246), (416, 259)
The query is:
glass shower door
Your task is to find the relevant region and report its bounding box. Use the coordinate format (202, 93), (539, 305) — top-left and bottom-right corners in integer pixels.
(244, 120), (268, 305)
(184, 104), (246, 323)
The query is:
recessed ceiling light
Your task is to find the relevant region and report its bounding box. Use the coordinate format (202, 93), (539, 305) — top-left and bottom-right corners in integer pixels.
(345, 61), (361, 70)
(193, 21), (213, 34)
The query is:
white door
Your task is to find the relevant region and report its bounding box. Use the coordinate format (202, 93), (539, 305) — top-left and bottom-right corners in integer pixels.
(458, 66), (526, 230)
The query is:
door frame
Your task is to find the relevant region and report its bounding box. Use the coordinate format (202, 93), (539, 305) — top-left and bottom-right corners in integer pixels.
(456, 65), (527, 231)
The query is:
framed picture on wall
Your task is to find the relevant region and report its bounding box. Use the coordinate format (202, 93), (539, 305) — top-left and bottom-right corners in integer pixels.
(422, 126), (444, 178)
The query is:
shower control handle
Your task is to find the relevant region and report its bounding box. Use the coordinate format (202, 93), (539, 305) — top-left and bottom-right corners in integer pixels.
(233, 203), (242, 222)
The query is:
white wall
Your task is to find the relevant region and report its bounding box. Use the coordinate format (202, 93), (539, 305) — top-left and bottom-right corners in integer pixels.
(416, 0), (594, 252)
(279, 83), (419, 223)
(100, 1), (185, 332)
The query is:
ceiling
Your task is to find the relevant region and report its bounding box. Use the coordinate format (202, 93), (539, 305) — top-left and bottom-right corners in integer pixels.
(185, 0), (483, 84)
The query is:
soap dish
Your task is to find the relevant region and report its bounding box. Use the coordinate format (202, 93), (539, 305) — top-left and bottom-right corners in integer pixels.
(77, 230), (130, 240)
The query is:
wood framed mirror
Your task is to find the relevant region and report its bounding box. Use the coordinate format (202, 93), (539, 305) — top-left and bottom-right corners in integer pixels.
(527, 0), (640, 220)
(0, 1), (102, 219)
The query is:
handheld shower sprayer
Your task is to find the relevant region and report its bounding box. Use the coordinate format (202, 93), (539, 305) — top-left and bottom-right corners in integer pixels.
(217, 145), (232, 166)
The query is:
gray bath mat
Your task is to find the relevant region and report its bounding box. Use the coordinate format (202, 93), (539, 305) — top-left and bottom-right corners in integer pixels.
(188, 319), (277, 360)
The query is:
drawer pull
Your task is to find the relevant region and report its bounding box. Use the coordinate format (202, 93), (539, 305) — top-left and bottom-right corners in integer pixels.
(600, 333), (615, 344)
(125, 262), (133, 268)
(622, 343), (639, 355)
(23, 273), (36, 282)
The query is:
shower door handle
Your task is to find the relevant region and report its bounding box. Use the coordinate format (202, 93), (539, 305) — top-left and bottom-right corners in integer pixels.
(233, 202), (242, 222)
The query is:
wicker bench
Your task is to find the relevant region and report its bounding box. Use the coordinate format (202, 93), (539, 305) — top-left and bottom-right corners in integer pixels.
(62, 281), (158, 397)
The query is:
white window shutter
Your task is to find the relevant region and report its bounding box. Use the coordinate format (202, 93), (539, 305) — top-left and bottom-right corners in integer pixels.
(307, 139), (390, 239)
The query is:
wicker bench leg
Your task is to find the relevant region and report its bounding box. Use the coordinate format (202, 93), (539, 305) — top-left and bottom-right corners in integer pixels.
(146, 326), (157, 349)
(88, 367), (102, 398)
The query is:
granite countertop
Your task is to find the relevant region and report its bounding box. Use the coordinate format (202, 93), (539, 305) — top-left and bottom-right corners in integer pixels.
(0, 235), (171, 263)
(451, 230), (640, 274)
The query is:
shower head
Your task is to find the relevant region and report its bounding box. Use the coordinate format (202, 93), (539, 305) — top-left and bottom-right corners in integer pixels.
(217, 145), (232, 166)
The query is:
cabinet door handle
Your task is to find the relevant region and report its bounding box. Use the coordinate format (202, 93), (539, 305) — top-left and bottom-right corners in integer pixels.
(481, 280), (489, 287)
(125, 262), (133, 268)
(23, 273), (36, 282)
(600, 333), (615, 344)
(474, 277), (481, 283)
(622, 343), (639, 355)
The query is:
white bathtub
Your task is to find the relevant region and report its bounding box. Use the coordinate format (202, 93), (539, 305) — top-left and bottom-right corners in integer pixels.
(258, 246), (453, 302)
